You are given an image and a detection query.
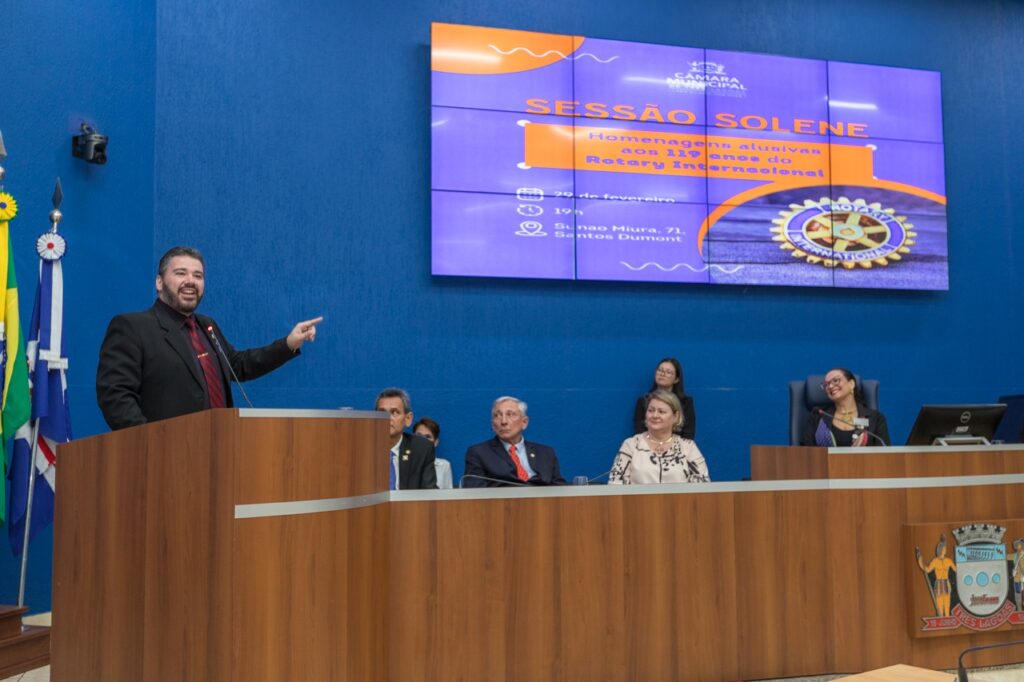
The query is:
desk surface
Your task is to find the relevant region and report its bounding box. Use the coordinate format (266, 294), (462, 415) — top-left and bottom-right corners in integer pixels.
(752, 443), (1024, 480)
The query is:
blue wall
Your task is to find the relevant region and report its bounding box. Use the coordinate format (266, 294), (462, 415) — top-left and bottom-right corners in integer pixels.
(1, 1), (156, 612)
(4, 0), (1024, 611)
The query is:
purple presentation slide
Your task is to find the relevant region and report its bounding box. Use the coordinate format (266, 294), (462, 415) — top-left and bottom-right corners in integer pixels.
(431, 23), (948, 290)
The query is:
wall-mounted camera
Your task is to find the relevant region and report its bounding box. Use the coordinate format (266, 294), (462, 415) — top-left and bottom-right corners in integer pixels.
(72, 122), (107, 165)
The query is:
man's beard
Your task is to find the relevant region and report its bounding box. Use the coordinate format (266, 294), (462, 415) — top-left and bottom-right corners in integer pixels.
(160, 285), (202, 314)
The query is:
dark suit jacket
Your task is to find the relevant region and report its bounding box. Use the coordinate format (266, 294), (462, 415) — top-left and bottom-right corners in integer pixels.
(633, 394), (696, 440)
(96, 300), (297, 430)
(396, 432), (438, 490)
(799, 405), (890, 446)
(463, 436), (567, 488)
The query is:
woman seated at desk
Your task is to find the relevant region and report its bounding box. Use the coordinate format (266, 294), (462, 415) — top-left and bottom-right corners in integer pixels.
(413, 416), (454, 489)
(611, 389), (709, 485)
(799, 367), (891, 447)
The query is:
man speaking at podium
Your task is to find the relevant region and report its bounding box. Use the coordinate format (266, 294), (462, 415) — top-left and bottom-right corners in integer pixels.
(96, 246), (322, 431)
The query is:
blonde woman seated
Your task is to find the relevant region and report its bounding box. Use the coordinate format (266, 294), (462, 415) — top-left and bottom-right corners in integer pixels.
(610, 389), (709, 485)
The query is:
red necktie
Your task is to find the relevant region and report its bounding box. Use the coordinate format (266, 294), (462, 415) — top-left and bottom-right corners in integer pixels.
(509, 443), (529, 482)
(185, 317), (226, 409)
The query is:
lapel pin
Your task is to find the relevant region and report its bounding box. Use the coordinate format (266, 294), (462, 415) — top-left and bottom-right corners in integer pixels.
(529, 452), (536, 458)
(402, 450), (410, 461)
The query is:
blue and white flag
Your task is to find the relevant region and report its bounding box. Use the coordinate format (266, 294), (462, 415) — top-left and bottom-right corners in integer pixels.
(8, 243), (70, 556)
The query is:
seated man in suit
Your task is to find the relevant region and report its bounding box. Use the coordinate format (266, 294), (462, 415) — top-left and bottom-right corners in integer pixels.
(375, 388), (438, 490)
(463, 396), (566, 487)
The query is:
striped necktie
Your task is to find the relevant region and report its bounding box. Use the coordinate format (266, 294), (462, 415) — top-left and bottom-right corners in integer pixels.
(185, 317), (226, 409)
(509, 443), (529, 482)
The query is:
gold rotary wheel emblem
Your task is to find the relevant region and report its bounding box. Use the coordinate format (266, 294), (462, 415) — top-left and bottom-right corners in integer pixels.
(770, 196), (916, 269)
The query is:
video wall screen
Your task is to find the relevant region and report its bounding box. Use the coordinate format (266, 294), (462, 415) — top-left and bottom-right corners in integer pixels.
(431, 23), (947, 290)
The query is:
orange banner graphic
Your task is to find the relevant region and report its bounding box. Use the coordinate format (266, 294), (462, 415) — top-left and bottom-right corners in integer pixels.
(523, 123), (945, 253)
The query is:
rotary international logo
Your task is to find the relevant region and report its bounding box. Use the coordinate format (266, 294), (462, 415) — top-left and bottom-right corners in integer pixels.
(914, 523), (1024, 632)
(771, 196), (915, 269)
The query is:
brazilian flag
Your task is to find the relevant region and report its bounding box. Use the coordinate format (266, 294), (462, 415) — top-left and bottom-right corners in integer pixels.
(0, 193), (31, 525)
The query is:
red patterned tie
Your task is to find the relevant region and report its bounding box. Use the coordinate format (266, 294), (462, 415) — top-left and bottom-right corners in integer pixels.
(185, 317), (226, 409)
(509, 443), (529, 482)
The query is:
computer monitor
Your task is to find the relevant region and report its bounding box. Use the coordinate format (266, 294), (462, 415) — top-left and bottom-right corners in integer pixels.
(994, 395), (1024, 444)
(905, 404), (1007, 446)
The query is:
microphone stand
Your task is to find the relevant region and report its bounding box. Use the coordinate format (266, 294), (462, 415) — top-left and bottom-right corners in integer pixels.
(206, 324), (255, 408)
(459, 474), (529, 488)
(814, 407), (887, 446)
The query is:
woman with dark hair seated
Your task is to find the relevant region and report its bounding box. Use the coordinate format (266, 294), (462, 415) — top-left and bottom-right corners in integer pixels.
(413, 416), (454, 489)
(799, 367), (890, 447)
(632, 357), (696, 440)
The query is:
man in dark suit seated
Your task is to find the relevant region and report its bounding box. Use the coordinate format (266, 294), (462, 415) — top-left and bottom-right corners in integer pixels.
(463, 396), (566, 488)
(96, 246), (322, 430)
(375, 388), (438, 490)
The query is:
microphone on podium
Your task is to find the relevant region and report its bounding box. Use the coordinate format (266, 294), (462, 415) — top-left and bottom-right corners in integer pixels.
(579, 470), (612, 484)
(812, 407), (886, 446)
(956, 639), (1024, 681)
(206, 325), (255, 408)
(459, 474), (529, 488)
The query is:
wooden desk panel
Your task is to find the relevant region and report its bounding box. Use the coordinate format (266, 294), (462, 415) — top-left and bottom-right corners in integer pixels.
(232, 506), (388, 681)
(389, 480), (1024, 682)
(752, 444), (1024, 481)
(233, 413), (387, 502)
(52, 412), (1024, 682)
(52, 409), (389, 682)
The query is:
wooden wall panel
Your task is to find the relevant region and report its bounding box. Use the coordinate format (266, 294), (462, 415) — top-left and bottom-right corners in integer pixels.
(53, 413), (1024, 682)
(752, 445), (1024, 481)
(233, 414), (388, 502)
(750, 445), (828, 480)
(51, 425), (149, 682)
(826, 489), (908, 672)
(556, 494), (627, 681)
(232, 506), (388, 682)
(389, 482), (1024, 682)
(733, 490), (832, 679)
(140, 413), (232, 682)
(829, 452), (909, 478)
(52, 410), (389, 682)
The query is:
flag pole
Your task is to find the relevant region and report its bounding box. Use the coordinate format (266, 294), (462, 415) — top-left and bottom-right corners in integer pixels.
(16, 180), (63, 607)
(16, 423), (41, 608)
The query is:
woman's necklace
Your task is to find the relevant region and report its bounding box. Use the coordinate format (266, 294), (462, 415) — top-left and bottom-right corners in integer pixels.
(646, 432), (675, 454)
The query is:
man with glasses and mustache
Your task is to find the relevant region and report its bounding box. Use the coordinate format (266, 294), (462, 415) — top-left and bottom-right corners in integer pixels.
(97, 246), (322, 430)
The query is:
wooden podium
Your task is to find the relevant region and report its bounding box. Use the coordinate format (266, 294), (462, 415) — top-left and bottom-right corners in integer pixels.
(51, 408), (390, 681)
(51, 414), (1024, 681)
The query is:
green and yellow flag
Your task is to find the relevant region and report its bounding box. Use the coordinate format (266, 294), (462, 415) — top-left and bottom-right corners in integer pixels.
(0, 190), (31, 524)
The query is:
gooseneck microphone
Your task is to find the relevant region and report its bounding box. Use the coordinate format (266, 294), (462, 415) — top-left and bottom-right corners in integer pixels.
(459, 474), (529, 488)
(956, 639), (1024, 682)
(813, 407), (886, 446)
(586, 469), (613, 484)
(205, 325), (255, 409)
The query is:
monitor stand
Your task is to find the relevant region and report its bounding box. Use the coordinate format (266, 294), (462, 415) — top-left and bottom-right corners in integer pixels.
(932, 435), (992, 446)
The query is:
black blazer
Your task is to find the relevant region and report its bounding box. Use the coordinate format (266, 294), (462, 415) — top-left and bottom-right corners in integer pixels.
(799, 405), (890, 446)
(396, 433), (438, 490)
(634, 394), (696, 440)
(96, 300), (297, 430)
(463, 436), (567, 488)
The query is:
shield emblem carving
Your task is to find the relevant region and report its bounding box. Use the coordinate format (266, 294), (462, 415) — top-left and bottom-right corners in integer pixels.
(956, 542), (1008, 617)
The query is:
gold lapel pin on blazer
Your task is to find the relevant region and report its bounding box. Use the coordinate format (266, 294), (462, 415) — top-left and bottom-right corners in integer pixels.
(402, 450), (410, 461)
